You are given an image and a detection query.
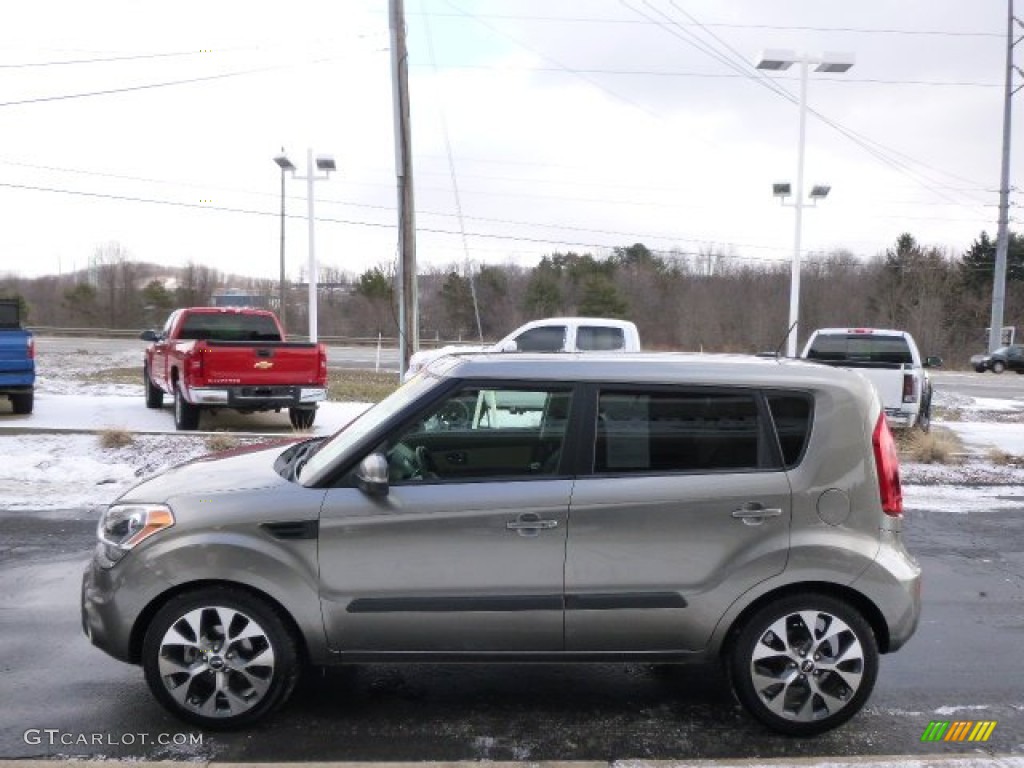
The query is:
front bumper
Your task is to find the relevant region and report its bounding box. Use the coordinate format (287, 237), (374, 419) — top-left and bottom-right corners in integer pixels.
(81, 549), (174, 664)
(189, 385), (327, 409)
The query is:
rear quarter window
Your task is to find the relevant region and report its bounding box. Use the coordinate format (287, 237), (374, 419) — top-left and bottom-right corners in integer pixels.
(765, 393), (813, 468)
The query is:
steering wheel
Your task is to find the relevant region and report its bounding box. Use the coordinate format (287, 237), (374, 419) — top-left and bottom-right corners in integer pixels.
(415, 445), (439, 478)
(436, 399), (471, 430)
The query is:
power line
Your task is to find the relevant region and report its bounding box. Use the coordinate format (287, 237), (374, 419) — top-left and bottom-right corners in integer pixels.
(423, 62), (1001, 89)
(0, 49), (222, 69)
(406, 10), (1001, 38)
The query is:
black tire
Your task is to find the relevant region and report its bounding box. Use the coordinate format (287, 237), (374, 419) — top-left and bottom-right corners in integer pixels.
(11, 391), (33, 415)
(916, 397), (931, 433)
(974, 366), (986, 373)
(144, 364), (164, 409)
(288, 407), (316, 430)
(174, 384), (200, 431)
(992, 360), (1006, 374)
(728, 593), (879, 736)
(142, 587), (300, 729)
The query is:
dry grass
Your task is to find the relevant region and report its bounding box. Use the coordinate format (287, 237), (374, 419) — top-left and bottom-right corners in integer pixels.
(98, 428), (135, 449)
(327, 369), (400, 403)
(986, 446), (1024, 466)
(83, 366), (141, 385)
(898, 427), (964, 465)
(205, 432), (241, 452)
(932, 405), (962, 422)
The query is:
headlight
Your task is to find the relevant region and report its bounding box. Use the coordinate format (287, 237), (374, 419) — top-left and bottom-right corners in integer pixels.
(97, 504), (174, 564)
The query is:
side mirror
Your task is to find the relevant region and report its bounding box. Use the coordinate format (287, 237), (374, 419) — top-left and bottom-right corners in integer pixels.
(140, 329), (160, 342)
(925, 356), (943, 368)
(356, 453), (389, 497)
(497, 340), (518, 353)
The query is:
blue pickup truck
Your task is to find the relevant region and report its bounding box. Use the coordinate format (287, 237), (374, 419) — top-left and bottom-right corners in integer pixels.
(0, 299), (35, 414)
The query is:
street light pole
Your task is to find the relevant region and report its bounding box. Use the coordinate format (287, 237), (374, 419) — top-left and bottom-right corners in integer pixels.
(757, 49), (854, 357)
(273, 151), (297, 333)
(306, 148), (317, 344)
(789, 57), (809, 359)
(275, 149), (334, 344)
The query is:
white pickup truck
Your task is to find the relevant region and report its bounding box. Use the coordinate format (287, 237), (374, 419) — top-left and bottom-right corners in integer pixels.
(801, 327), (943, 431)
(405, 317), (642, 380)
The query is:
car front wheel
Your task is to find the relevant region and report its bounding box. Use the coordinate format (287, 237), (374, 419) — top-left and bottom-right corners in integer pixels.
(729, 594), (878, 736)
(144, 364), (164, 408)
(142, 588), (300, 729)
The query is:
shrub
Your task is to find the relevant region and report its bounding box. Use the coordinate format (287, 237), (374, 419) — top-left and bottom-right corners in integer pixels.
(98, 428), (134, 449)
(205, 433), (240, 452)
(900, 428), (963, 465)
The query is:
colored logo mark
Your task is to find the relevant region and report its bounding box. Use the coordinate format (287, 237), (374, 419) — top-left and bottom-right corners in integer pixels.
(921, 720), (997, 742)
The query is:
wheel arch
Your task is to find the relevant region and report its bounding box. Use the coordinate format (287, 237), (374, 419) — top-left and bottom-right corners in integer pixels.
(128, 579), (311, 668)
(717, 581), (891, 661)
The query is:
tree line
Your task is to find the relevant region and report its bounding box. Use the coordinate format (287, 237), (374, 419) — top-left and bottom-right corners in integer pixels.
(2, 233), (1023, 365)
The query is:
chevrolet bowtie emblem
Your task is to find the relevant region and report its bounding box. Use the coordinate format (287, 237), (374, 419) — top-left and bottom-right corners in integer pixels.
(254, 361), (274, 369)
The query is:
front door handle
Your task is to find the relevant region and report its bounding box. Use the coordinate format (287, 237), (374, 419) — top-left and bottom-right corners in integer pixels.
(731, 503), (783, 526)
(506, 512), (559, 536)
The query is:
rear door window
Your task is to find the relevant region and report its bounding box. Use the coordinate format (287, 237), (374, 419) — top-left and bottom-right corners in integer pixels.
(593, 389), (768, 473)
(576, 325), (625, 351)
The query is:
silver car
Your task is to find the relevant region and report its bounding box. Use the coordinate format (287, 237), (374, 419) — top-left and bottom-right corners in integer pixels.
(81, 353), (920, 735)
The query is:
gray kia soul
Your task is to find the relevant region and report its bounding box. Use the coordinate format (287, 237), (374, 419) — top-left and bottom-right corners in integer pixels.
(82, 353), (920, 735)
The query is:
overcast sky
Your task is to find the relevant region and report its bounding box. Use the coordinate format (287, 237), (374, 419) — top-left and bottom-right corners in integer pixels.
(0, 0), (1016, 282)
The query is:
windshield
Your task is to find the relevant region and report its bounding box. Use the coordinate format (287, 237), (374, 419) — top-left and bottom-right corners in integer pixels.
(298, 369), (447, 485)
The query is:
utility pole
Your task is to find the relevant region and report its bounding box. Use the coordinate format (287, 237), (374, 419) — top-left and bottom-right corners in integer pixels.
(989, 0), (1023, 352)
(390, 0), (418, 378)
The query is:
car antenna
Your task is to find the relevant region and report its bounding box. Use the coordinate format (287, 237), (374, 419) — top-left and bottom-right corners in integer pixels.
(774, 321), (798, 359)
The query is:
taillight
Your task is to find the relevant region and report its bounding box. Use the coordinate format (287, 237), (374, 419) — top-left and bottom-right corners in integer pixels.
(26, 336), (34, 360)
(187, 350), (204, 379)
(902, 373), (916, 403)
(318, 343), (328, 383)
(872, 413), (903, 517)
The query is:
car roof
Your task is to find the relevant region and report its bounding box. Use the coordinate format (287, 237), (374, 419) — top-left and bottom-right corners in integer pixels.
(427, 351), (874, 393)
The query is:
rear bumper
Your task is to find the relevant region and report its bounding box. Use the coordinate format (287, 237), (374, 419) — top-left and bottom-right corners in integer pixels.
(883, 407), (917, 430)
(188, 385), (327, 409)
(850, 530), (922, 652)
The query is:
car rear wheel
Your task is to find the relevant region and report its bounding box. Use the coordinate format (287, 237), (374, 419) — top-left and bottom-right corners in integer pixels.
(174, 384), (200, 431)
(142, 588), (300, 729)
(288, 407), (316, 430)
(10, 391), (33, 415)
(993, 361), (1006, 374)
(729, 594), (878, 736)
(144, 365), (164, 408)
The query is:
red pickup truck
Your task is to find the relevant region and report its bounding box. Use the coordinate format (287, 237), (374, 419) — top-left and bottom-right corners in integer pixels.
(141, 307), (328, 431)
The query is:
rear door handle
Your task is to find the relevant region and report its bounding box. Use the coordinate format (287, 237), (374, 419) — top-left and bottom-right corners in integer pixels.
(731, 503), (783, 526)
(506, 512), (559, 536)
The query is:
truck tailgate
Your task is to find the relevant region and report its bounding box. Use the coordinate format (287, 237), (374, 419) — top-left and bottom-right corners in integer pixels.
(0, 331), (33, 373)
(855, 366), (906, 410)
(200, 342), (323, 385)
